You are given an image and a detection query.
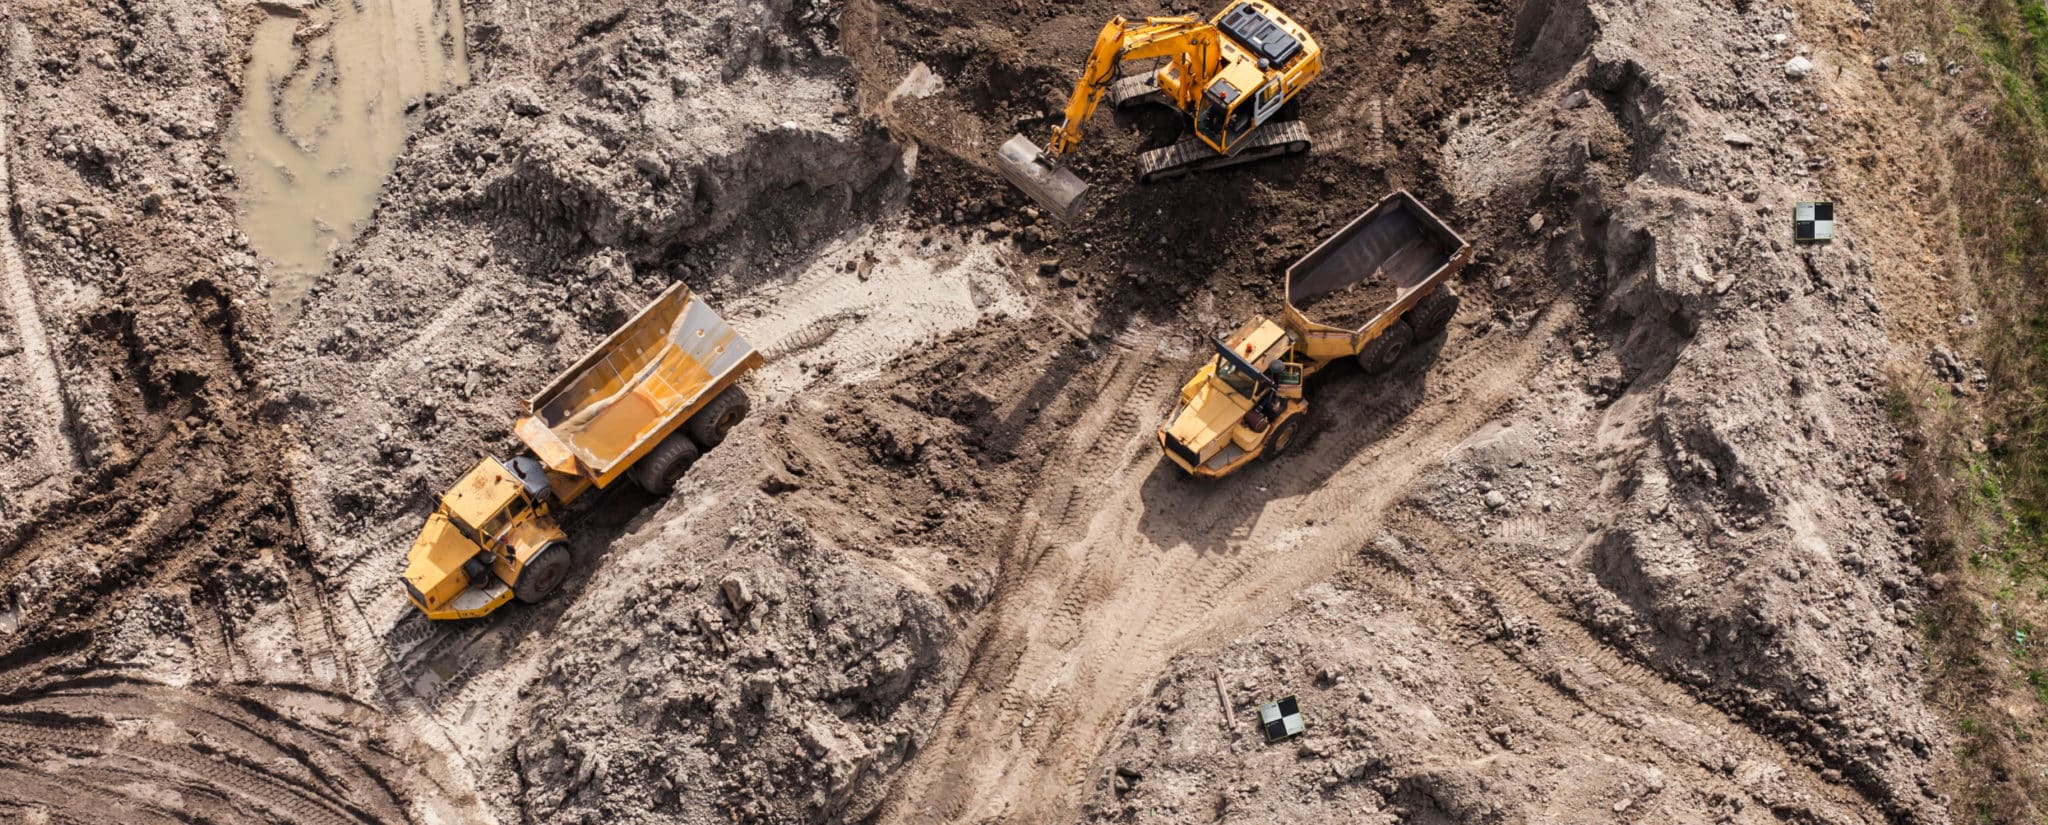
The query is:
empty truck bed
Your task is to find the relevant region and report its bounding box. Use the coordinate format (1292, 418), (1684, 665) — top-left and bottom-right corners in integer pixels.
(515, 283), (760, 482)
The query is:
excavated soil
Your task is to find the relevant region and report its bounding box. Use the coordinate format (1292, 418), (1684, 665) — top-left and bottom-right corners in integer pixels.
(1293, 279), (1400, 330)
(0, 0), (1983, 822)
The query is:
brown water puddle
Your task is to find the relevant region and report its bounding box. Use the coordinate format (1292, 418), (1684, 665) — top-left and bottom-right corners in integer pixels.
(228, 0), (468, 320)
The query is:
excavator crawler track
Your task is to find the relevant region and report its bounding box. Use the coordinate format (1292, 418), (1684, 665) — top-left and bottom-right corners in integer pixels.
(1136, 119), (1311, 183)
(1108, 73), (1166, 109)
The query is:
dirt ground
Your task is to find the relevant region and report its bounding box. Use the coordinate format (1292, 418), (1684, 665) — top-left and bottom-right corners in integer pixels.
(0, 0), (1982, 822)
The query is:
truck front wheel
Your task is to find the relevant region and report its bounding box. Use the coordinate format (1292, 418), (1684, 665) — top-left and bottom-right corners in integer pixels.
(514, 542), (571, 604)
(1265, 415), (1303, 458)
(688, 385), (751, 448)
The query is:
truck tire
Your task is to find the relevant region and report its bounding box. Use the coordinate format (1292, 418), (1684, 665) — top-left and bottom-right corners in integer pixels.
(514, 542), (571, 604)
(631, 431), (701, 495)
(687, 385), (751, 448)
(1264, 415), (1303, 459)
(1410, 286), (1460, 335)
(1355, 320), (1413, 374)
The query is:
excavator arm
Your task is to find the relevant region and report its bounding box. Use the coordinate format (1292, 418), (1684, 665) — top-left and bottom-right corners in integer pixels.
(993, 9), (1249, 223)
(1043, 16), (1221, 157)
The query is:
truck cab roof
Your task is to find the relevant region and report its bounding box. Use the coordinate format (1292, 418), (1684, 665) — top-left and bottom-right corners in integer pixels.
(443, 457), (527, 532)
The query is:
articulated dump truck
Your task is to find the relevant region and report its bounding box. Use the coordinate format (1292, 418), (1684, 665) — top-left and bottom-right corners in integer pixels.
(1159, 190), (1471, 478)
(402, 283), (763, 619)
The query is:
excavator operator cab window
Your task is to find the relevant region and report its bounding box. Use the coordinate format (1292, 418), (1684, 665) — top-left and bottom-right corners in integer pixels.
(1256, 80), (1281, 112)
(1225, 104), (1255, 145)
(1197, 82), (1241, 146)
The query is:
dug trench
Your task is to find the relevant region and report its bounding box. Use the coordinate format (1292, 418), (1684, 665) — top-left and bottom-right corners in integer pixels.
(0, 0), (1966, 823)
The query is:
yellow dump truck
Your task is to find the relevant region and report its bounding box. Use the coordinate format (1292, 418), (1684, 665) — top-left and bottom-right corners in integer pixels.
(1158, 190), (1471, 477)
(401, 283), (763, 619)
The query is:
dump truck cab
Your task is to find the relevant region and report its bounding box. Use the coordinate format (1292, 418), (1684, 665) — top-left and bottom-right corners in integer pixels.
(1160, 318), (1307, 476)
(402, 456), (570, 620)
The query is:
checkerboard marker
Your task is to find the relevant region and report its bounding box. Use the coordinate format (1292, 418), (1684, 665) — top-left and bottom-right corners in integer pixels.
(1258, 695), (1304, 743)
(1795, 201), (1833, 243)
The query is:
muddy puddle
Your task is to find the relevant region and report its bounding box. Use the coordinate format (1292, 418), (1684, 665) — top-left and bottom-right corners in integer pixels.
(228, 0), (468, 320)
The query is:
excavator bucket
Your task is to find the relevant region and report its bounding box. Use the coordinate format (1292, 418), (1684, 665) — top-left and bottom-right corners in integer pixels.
(994, 134), (1092, 223)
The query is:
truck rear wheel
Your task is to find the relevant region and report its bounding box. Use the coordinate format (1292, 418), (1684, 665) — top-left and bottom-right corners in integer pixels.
(688, 385), (751, 448)
(1411, 286), (1460, 335)
(514, 542), (571, 604)
(1355, 320), (1414, 374)
(631, 431), (701, 495)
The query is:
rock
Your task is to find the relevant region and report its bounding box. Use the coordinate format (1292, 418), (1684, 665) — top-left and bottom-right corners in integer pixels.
(1903, 50), (1927, 66)
(1784, 56), (1814, 79)
(1928, 345), (1966, 383)
(1038, 259), (1061, 276)
(504, 85), (546, 116)
(1527, 213), (1545, 232)
(1483, 490), (1508, 510)
(1722, 131), (1755, 148)
(633, 153), (670, 181)
(1875, 56), (1893, 71)
(759, 471), (800, 495)
(720, 575), (753, 615)
(1560, 90), (1590, 109)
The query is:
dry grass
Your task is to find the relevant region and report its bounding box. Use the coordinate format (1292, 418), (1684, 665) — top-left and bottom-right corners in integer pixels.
(1881, 0), (2048, 820)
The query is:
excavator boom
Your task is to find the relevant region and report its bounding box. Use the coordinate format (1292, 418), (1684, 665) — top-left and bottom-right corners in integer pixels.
(995, 15), (1221, 222)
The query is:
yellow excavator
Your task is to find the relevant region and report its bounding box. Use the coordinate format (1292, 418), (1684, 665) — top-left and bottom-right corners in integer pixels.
(995, 0), (1322, 222)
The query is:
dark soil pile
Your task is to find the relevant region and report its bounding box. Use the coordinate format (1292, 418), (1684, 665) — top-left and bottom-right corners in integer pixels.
(1292, 279), (1398, 329)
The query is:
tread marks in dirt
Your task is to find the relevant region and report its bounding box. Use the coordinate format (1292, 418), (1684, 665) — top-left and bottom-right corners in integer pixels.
(880, 305), (1569, 824)
(0, 105), (77, 496)
(0, 678), (411, 825)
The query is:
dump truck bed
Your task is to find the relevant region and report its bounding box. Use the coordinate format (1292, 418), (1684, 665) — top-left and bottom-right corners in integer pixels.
(514, 283), (761, 487)
(1282, 190), (1471, 362)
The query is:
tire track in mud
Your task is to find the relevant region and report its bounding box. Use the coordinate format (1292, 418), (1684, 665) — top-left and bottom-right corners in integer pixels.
(0, 680), (411, 825)
(0, 98), (77, 489)
(880, 306), (1572, 824)
(1386, 514), (1879, 823)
